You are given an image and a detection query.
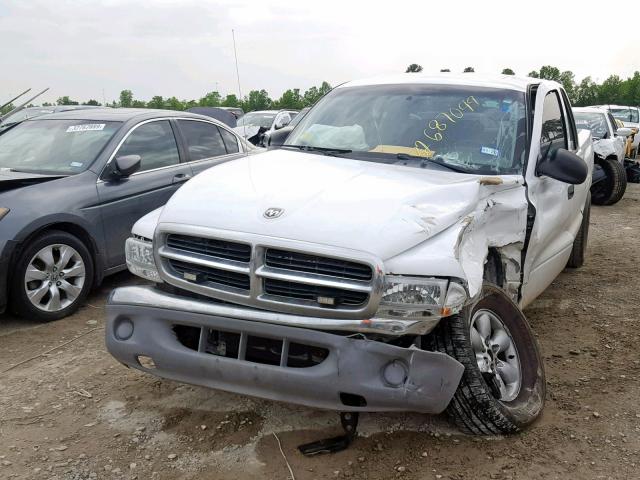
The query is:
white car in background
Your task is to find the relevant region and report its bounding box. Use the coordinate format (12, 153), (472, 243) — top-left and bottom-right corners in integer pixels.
(233, 109), (299, 146)
(574, 106), (632, 205)
(596, 105), (639, 158)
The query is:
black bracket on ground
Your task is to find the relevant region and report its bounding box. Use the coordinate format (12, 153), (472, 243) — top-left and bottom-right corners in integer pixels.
(297, 412), (359, 456)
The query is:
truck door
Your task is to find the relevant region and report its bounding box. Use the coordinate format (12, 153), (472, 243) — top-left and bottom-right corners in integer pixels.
(521, 87), (589, 306)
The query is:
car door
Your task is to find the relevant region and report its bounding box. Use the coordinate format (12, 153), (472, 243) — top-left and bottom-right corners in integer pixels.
(176, 119), (246, 176)
(96, 119), (193, 268)
(521, 87), (588, 306)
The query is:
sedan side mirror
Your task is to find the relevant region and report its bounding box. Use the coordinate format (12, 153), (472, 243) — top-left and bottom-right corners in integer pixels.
(113, 155), (141, 178)
(537, 148), (588, 185)
(266, 128), (292, 148)
(615, 127), (632, 138)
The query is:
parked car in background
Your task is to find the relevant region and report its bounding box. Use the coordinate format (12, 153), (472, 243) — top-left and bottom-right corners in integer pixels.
(574, 106), (632, 205)
(0, 105), (105, 132)
(107, 74), (591, 435)
(263, 106), (310, 147)
(614, 118), (636, 159)
(219, 107), (244, 119)
(0, 108), (252, 321)
(596, 105), (639, 158)
(234, 109), (299, 146)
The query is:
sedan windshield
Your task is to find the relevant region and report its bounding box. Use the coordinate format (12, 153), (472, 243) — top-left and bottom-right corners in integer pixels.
(286, 84), (527, 175)
(236, 112), (276, 128)
(0, 119), (121, 174)
(574, 112), (608, 139)
(610, 107), (639, 124)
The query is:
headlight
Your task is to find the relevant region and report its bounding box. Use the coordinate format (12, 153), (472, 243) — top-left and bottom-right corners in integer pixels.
(0, 207), (9, 221)
(375, 275), (467, 319)
(125, 237), (161, 282)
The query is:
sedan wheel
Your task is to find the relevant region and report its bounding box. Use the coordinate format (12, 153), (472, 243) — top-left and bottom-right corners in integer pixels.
(24, 244), (86, 312)
(12, 230), (94, 321)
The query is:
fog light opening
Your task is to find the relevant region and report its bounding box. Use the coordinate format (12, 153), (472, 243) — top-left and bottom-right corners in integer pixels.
(137, 355), (156, 369)
(114, 318), (134, 340)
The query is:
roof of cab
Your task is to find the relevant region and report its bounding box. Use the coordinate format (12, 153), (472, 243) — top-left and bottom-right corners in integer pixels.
(339, 73), (553, 92)
(29, 108), (212, 123)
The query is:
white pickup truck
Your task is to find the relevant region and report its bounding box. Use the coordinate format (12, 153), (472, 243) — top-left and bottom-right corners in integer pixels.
(106, 74), (592, 436)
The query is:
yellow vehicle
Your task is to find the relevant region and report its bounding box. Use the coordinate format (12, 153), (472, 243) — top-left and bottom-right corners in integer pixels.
(615, 118), (637, 158)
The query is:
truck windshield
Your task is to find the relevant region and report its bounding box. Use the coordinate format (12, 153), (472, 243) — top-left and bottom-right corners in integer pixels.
(236, 112), (276, 128)
(286, 84), (528, 175)
(0, 119), (121, 174)
(610, 108), (639, 124)
(574, 112), (608, 139)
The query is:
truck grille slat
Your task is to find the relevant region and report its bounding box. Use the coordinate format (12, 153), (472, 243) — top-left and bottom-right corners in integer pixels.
(263, 278), (368, 306)
(167, 234), (251, 263)
(169, 259), (250, 291)
(265, 248), (373, 281)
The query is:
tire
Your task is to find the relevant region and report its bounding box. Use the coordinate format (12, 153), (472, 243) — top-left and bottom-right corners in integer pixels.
(566, 192), (591, 268)
(425, 283), (546, 435)
(591, 157), (627, 206)
(11, 230), (94, 321)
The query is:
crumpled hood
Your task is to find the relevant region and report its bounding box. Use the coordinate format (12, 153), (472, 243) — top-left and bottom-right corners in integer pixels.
(159, 150), (522, 260)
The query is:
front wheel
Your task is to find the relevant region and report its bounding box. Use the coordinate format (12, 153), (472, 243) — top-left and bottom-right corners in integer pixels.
(11, 231), (94, 321)
(425, 283), (546, 435)
(592, 157), (627, 205)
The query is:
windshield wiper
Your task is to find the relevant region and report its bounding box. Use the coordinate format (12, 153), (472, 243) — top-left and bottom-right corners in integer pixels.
(396, 153), (473, 174)
(281, 144), (352, 156)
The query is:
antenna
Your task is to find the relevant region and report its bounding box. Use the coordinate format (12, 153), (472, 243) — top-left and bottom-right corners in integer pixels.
(0, 88), (50, 122)
(232, 29), (249, 153)
(0, 88), (32, 111)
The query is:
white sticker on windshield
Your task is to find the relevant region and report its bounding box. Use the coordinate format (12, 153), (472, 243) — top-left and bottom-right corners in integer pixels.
(480, 146), (499, 156)
(70, 162), (84, 168)
(66, 124), (106, 133)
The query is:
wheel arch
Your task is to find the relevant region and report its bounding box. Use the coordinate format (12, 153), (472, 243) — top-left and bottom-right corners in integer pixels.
(9, 218), (104, 288)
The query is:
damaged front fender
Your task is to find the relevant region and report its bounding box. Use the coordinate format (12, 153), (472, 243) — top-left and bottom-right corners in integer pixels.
(385, 176), (528, 302)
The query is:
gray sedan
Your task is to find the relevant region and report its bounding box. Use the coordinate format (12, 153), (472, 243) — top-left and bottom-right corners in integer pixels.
(0, 108), (251, 321)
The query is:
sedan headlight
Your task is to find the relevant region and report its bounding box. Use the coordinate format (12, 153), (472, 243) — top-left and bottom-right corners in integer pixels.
(375, 275), (467, 320)
(125, 236), (161, 282)
(0, 207), (9, 221)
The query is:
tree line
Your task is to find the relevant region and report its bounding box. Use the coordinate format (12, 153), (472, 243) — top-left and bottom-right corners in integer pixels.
(405, 64), (640, 107)
(18, 81), (332, 114)
(3, 66), (639, 117)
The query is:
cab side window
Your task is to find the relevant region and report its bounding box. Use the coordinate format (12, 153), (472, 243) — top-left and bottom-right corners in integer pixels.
(117, 121), (180, 172)
(178, 120), (227, 161)
(540, 91), (567, 157)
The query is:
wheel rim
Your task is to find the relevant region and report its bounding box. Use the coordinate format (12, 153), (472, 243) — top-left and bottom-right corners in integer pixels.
(24, 244), (86, 312)
(470, 309), (522, 402)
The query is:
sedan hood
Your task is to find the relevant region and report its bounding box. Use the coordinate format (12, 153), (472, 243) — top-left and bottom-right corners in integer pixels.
(0, 169), (66, 193)
(160, 150), (522, 260)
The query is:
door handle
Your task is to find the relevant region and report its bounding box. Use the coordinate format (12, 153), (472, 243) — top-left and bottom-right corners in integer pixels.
(172, 173), (192, 184)
(567, 185), (575, 199)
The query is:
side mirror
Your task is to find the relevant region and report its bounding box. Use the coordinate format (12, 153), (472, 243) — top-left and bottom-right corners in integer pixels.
(266, 128), (291, 148)
(113, 155), (141, 178)
(537, 148), (588, 185)
(615, 127), (632, 138)
(274, 119), (285, 130)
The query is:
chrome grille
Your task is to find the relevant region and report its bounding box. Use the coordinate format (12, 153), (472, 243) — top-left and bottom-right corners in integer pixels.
(156, 227), (382, 319)
(265, 248), (373, 281)
(167, 234), (251, 262)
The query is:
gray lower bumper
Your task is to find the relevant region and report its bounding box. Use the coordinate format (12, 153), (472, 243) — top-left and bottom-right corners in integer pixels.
(106, 286), (464, 414)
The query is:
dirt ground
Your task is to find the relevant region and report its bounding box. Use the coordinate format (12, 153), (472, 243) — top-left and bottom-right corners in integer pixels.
(1, 185), (639, 480)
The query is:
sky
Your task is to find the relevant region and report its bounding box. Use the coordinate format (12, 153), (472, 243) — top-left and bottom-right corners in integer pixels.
(1, 0), (638, 105)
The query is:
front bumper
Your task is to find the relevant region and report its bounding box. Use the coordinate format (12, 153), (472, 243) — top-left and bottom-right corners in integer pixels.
(106, 285), (464, 413)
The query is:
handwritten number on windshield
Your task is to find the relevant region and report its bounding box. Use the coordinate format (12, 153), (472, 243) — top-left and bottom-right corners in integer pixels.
(415, 96), (479, 150)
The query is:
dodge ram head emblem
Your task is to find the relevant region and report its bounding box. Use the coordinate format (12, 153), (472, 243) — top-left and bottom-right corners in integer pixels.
(263, 207), (284, 219)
